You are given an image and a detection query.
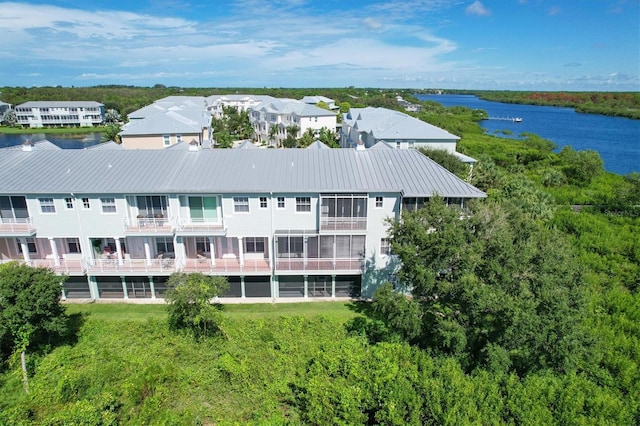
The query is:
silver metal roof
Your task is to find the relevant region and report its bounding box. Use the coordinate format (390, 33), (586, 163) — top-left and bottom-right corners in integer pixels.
(0, 149), (486, 198)
(0, 140), (61, 151)
(15, 101), (103, 108)
(344, 107), (460, 141)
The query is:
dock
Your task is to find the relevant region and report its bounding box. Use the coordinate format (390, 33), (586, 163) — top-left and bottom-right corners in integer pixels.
(487, 116), (522, 122)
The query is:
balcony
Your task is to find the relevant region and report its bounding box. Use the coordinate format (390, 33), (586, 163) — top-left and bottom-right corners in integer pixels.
(124, 216), (174, 235)
(0, 217), (36, 236)
(0, 257), (85, 275)
(174, 219), (225, 235)
(319, 217), (367, 232)
(85, 257), (177, 275)
(275, 257), (364, 273)
(182, 257), (270, 275)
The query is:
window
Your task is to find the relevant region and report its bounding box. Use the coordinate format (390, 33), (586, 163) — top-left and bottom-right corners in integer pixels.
(17, 238), (37, 254)
(245, 237), (265, 253)
(375, 196), (383, 208)
(259, 197), (268, 209)
(277, 197), (285, 209)
(396, 141), (401, 149)
(67, 238), (81, 253)
(186, 196), (217, 222)
(381, 238), (391, 256)
(155, 237), (174, 255)
(296, 197), (311, 212)
(195, 237), (210, 254)
(0, 196), (29, 220)
(163, 135), (171, 146)
(65, 197), (74, 209)
(234, 197), (249, 213)
(100, 197), (117, 213)
(82, 197), (90, 209)
(176, 134), (183, 143)
(137, 195), (167, 217)
(39, 198), (56, 213)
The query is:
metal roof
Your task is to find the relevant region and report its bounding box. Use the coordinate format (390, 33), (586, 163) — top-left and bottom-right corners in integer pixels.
(344, 107), (459, 141)
(15, 101), (103, 108)
(0, 140), (61, 151)
(0, 148), (486, 198)
(120, 107), (208, 135)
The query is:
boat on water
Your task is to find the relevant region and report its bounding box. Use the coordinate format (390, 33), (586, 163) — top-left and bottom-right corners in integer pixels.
(513, 117), (522, 123)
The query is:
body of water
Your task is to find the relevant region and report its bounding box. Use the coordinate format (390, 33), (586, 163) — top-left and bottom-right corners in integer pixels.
(0, 132), (102, 149)
(417, 94), (639, 175)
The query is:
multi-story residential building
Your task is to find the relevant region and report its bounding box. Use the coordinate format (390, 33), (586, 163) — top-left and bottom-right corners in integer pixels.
(300, 95), (339, 111)
(250, 99), (337, 146)
(205, 94), (276, 118)
(0, 101), (12, 121)
(0, 147), (485, 301)
(14, 101), (104, 128)
(341, 107), (459, 152)
(120, 96), (212, 149)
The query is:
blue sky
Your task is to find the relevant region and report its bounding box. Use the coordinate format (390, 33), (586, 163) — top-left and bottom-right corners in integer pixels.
(1, 0), (638, 90)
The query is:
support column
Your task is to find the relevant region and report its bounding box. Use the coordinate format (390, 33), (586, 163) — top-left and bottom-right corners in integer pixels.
(238, 237), (244, 267)
(303, 236), (308, 269)
(208, 237), (216, 267)
(88, 275), (99, 300)
(121, 276), (129, 299)
(240, 276), (246, 299)
(115, 237), (124, 265)
(49, 238), (60, 266)
(271, 275), (278, 299)
(60, 280), (67, 300)
(18, 237), (30, 263)
(149, 276), (156, 299)
(303, 275), (308, 299)
(331, 274), (336, 299)
(144, 238), (151, 265)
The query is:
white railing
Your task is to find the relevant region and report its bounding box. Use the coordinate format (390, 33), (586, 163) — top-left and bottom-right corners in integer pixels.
(87, 258), (176, 274)
(320, 217), (367, 231)
(174, 218), (225, 233)
(275, 258), (364, 272)
(182, 257), (270, 274)
(124, 216), (173, 233)
(0, 217), (36, 234)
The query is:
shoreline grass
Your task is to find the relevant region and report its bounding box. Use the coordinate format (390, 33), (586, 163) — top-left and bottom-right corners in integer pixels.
(0, 126), (105, 134)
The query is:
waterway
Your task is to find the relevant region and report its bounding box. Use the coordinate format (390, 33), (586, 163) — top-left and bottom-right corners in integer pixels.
(416, 94), (639, 175)
(0, 132), (102, 149)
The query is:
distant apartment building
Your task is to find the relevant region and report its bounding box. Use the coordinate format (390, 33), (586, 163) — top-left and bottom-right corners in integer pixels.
(0, 147), (485, 301)
(121, 96), (212, 149)
(205, 94), (276, 118)
(14, 101), (104, 128)
(0, 101), (12, 121)
(249, 99), (337, 146)
(341, 107), (459, 152)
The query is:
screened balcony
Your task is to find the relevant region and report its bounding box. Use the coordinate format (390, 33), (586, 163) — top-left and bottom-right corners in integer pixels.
(320, 194), (367, 231)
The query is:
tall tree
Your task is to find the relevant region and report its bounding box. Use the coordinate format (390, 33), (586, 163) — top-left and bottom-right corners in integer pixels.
(165, 272), (229, 339)
(378, 198), (590, 375)
(0, 263), (68, 392)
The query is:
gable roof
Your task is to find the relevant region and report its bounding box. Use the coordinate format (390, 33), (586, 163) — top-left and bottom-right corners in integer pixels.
(0, 149), (485, 198)
(0, 140), (61, 151)
(120, 107), (209, 136)
(252, 99), (336, 117)
(344, 107), (459, 141)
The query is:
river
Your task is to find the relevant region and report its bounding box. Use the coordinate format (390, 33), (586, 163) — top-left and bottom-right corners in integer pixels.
(0, 132), (102, 149)
(416, 94), (639, 175)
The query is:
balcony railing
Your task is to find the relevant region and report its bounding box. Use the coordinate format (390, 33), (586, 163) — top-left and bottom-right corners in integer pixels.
(275, 257), (364, 272)
(124, 216), (173, 234)
(320, 217), (367, 231)
(0, 257), (85, 274)
(0, 217), (36, 235)
(174, 219), (225, 234)
(182, 257), (270, 274)
(86, 258), (176, 274)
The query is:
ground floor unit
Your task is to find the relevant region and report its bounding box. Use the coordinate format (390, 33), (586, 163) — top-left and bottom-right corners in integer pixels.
(62, 274), (362, 301)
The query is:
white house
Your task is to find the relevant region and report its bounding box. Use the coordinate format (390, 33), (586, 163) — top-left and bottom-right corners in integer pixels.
(14, 101), (104, 128)
(121, 96), (212, 149)
(249, 99), (337, 146)
(205, 94), (277, 118)
(0, 147), (485, 301)
(341, 107), (459, 152)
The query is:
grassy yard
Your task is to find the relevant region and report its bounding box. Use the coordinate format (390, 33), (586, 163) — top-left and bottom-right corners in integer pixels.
(0, 126), (105, 134)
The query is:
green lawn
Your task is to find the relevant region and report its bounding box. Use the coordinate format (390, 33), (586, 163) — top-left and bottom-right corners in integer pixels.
(0, 126), (105, 134)
(63, 300), (360, 322)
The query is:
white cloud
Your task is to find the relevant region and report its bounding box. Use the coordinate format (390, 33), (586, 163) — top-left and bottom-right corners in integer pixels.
(466, 1), (491, 17)
(363, 17), (384, 30)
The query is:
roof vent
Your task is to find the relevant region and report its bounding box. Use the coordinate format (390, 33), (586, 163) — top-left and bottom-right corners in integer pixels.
(188, 139), (200, 151)
(22, 140), (33, 152)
